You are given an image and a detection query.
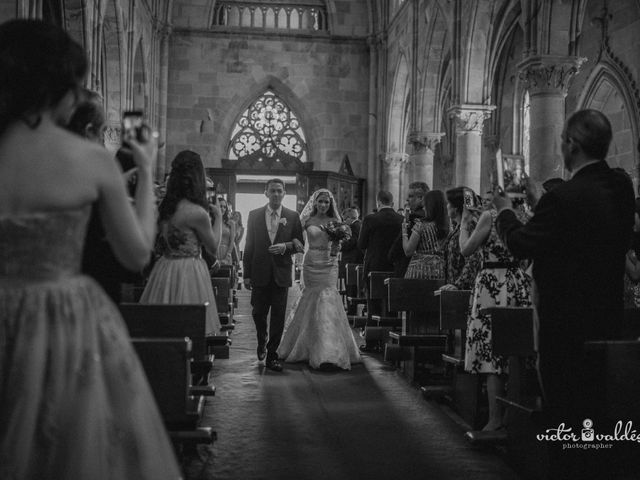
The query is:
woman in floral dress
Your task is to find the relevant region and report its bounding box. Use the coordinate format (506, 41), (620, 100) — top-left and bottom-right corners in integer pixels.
(402, 190), (449, 279)
(460, 191), (531, 431)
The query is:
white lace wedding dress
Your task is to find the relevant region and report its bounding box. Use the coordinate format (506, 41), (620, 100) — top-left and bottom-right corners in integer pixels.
(277, 224), (361, 370)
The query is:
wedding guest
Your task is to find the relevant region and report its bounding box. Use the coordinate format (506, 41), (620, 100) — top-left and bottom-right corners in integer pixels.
(388, 182), (428, 277)
(67, 90), (142, 302)
(0, 19), (180, 479)
(217, 196), (237, 266)
(402, 190), (448, 279)
(494, 109), (635, 478)
(440, 187), (481, 291)
(339, 206), (364, 277)
(140, 150), (223, 334)
(358, 191), (403, 285)
(460, 188), (531, 432)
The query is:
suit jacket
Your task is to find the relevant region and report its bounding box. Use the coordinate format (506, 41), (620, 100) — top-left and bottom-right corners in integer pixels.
(340, 219), (364, 266)
(243, 205), (304, 288)
(358, 207), (404, 279)
(497, 161), (634, 349)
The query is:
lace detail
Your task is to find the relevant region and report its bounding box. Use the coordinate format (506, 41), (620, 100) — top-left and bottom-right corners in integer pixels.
(156, 223), (201, 258)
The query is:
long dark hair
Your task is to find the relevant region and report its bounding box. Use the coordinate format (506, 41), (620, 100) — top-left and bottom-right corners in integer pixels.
(0, 19), (87, 136)
(217, 196), (231, 226)
(445, 187), (465, 217)
(423, 190), (449, 239)
(158, 150), (208, 222)
(311, 190), (337, 219)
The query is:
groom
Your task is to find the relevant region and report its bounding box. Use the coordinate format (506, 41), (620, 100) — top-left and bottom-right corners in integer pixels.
(243, 178), (304, 371)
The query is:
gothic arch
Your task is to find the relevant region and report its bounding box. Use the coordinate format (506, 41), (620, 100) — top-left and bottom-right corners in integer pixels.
(132, 40), (147, 111)
(387, 54), (410, 154)
(220, 76), (320, 165)
(577, 63), (640, 184)
(417, 0), (450, 133)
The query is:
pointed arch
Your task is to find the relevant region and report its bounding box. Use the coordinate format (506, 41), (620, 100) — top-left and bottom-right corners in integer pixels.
(226, 88), (310, 165)
(577, 63), (640, 185)
(388, 54), (411, 154)
(220, 76), (320, 164)
(132, 40), (147, 111)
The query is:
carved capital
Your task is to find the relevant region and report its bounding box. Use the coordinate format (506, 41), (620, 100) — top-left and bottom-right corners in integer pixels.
(381, 152), (409, 170)
(448, 105), (495, 134)
(407, 131), (445, 154)
(518, 55), (586, 96)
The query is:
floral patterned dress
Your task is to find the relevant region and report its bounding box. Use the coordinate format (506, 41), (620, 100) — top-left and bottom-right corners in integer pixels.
(404, 220), (445, 279)
(464, 210), (532, 374)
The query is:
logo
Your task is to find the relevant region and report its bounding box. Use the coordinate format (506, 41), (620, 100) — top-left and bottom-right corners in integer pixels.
(536, 419), (640, 451)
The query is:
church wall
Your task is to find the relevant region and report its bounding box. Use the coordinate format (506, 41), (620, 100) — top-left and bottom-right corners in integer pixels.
(566, 0), (640, 186)
(165, 32), (370, 175)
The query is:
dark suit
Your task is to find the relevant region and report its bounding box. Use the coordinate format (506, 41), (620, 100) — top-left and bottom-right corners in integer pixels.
(358, 207), (403, 282)
(243, 205), (304, 360)
(496, 161), (634, 478)
(339, 219), (363, 276)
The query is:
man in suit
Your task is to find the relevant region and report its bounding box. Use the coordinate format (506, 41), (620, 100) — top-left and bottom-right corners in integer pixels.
(243, 178), (304, 371)
(493, 109), (634, 478)
(358, 190), (404, 286)
(339, 207), (364, 275)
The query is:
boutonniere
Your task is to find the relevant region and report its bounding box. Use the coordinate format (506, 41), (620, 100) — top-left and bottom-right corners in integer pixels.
(279, 217), (287, 226)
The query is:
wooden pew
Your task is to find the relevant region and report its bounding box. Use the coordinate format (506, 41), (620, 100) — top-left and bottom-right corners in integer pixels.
(132, 337), (215, 453)
(385, 278), (447, 384)
(211, 265), (236, 332)
(363, 271), (398, 351)
(119, 303), (226, 385)
(345, 263), (367, 326)
(423, 290), (486, 429)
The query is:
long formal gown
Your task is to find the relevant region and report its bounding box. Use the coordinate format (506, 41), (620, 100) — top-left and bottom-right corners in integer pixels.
(140, 217), (220, 334)
(277, 224), (361, 370)
(0, 207), (181, 480)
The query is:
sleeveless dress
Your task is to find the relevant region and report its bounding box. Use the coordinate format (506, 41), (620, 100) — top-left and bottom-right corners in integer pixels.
(464, 210), (532, 374)
(277, 224), (361, 370)
(218, 221), (233, 266)
(404, 220), (445, 279)
(140, 220), (220, 334)
(0, 207), (181, 480)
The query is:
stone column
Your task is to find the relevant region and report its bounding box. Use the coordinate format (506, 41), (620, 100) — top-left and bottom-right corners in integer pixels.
(382, 153), (409, 208)
(518, 55), (585, 183)
(407, 132), (445, 189)
(448, 105), (495, 193)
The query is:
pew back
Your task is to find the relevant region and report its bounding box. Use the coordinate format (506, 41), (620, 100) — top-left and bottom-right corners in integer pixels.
(119, 303), (208, 360)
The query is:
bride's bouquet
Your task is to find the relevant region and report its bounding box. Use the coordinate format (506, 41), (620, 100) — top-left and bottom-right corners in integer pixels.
(320, 221), (352, 256)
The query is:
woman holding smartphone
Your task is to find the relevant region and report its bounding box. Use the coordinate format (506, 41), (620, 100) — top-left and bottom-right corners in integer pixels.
(459, 186), (531, 431)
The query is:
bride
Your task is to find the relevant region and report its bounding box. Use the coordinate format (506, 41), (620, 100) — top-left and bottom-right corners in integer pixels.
(277, 189), (362, 370)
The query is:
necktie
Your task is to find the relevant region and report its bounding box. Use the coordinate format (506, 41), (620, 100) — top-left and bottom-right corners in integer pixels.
(269, 210), (278, 243)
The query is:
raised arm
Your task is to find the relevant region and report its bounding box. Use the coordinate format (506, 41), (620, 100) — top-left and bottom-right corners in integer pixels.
(190, 204), (221, 258)
(97, 137), (157, 271)
(459, 210), (492, 257)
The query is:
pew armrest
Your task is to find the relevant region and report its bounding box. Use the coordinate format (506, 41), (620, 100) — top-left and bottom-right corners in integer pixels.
(190, 385), (216, 397)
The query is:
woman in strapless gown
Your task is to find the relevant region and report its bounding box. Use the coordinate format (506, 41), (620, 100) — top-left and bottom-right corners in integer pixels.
(277, 189), (361, 370)
(0, 20), (181, 479)
(140, 151), (222, 334)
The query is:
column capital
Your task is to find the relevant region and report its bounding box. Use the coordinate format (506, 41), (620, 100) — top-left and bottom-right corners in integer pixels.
(407, 131), (445, 153)
(517, 55), (586, 96)
(448, 105), (496, 134)
(381, 152), (409, 169)
(104, 124), (121, 147)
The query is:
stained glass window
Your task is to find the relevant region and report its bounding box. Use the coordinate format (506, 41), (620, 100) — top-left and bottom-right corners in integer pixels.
(228, 90), (308, 162)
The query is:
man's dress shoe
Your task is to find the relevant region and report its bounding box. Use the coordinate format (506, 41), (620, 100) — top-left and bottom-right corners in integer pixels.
(266, 359), (283, 372)
(257, 345), (267, 361)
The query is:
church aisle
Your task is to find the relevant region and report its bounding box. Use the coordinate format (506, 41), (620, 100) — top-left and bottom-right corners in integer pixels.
(196, 289), (521, 480)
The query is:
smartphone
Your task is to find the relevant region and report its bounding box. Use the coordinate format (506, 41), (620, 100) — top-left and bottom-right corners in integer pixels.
(122, 110), (145, 143)
(463, 189), (477, 210)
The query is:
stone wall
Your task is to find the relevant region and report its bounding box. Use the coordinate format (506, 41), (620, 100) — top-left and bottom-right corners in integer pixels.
(165, 31), (370, 175)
